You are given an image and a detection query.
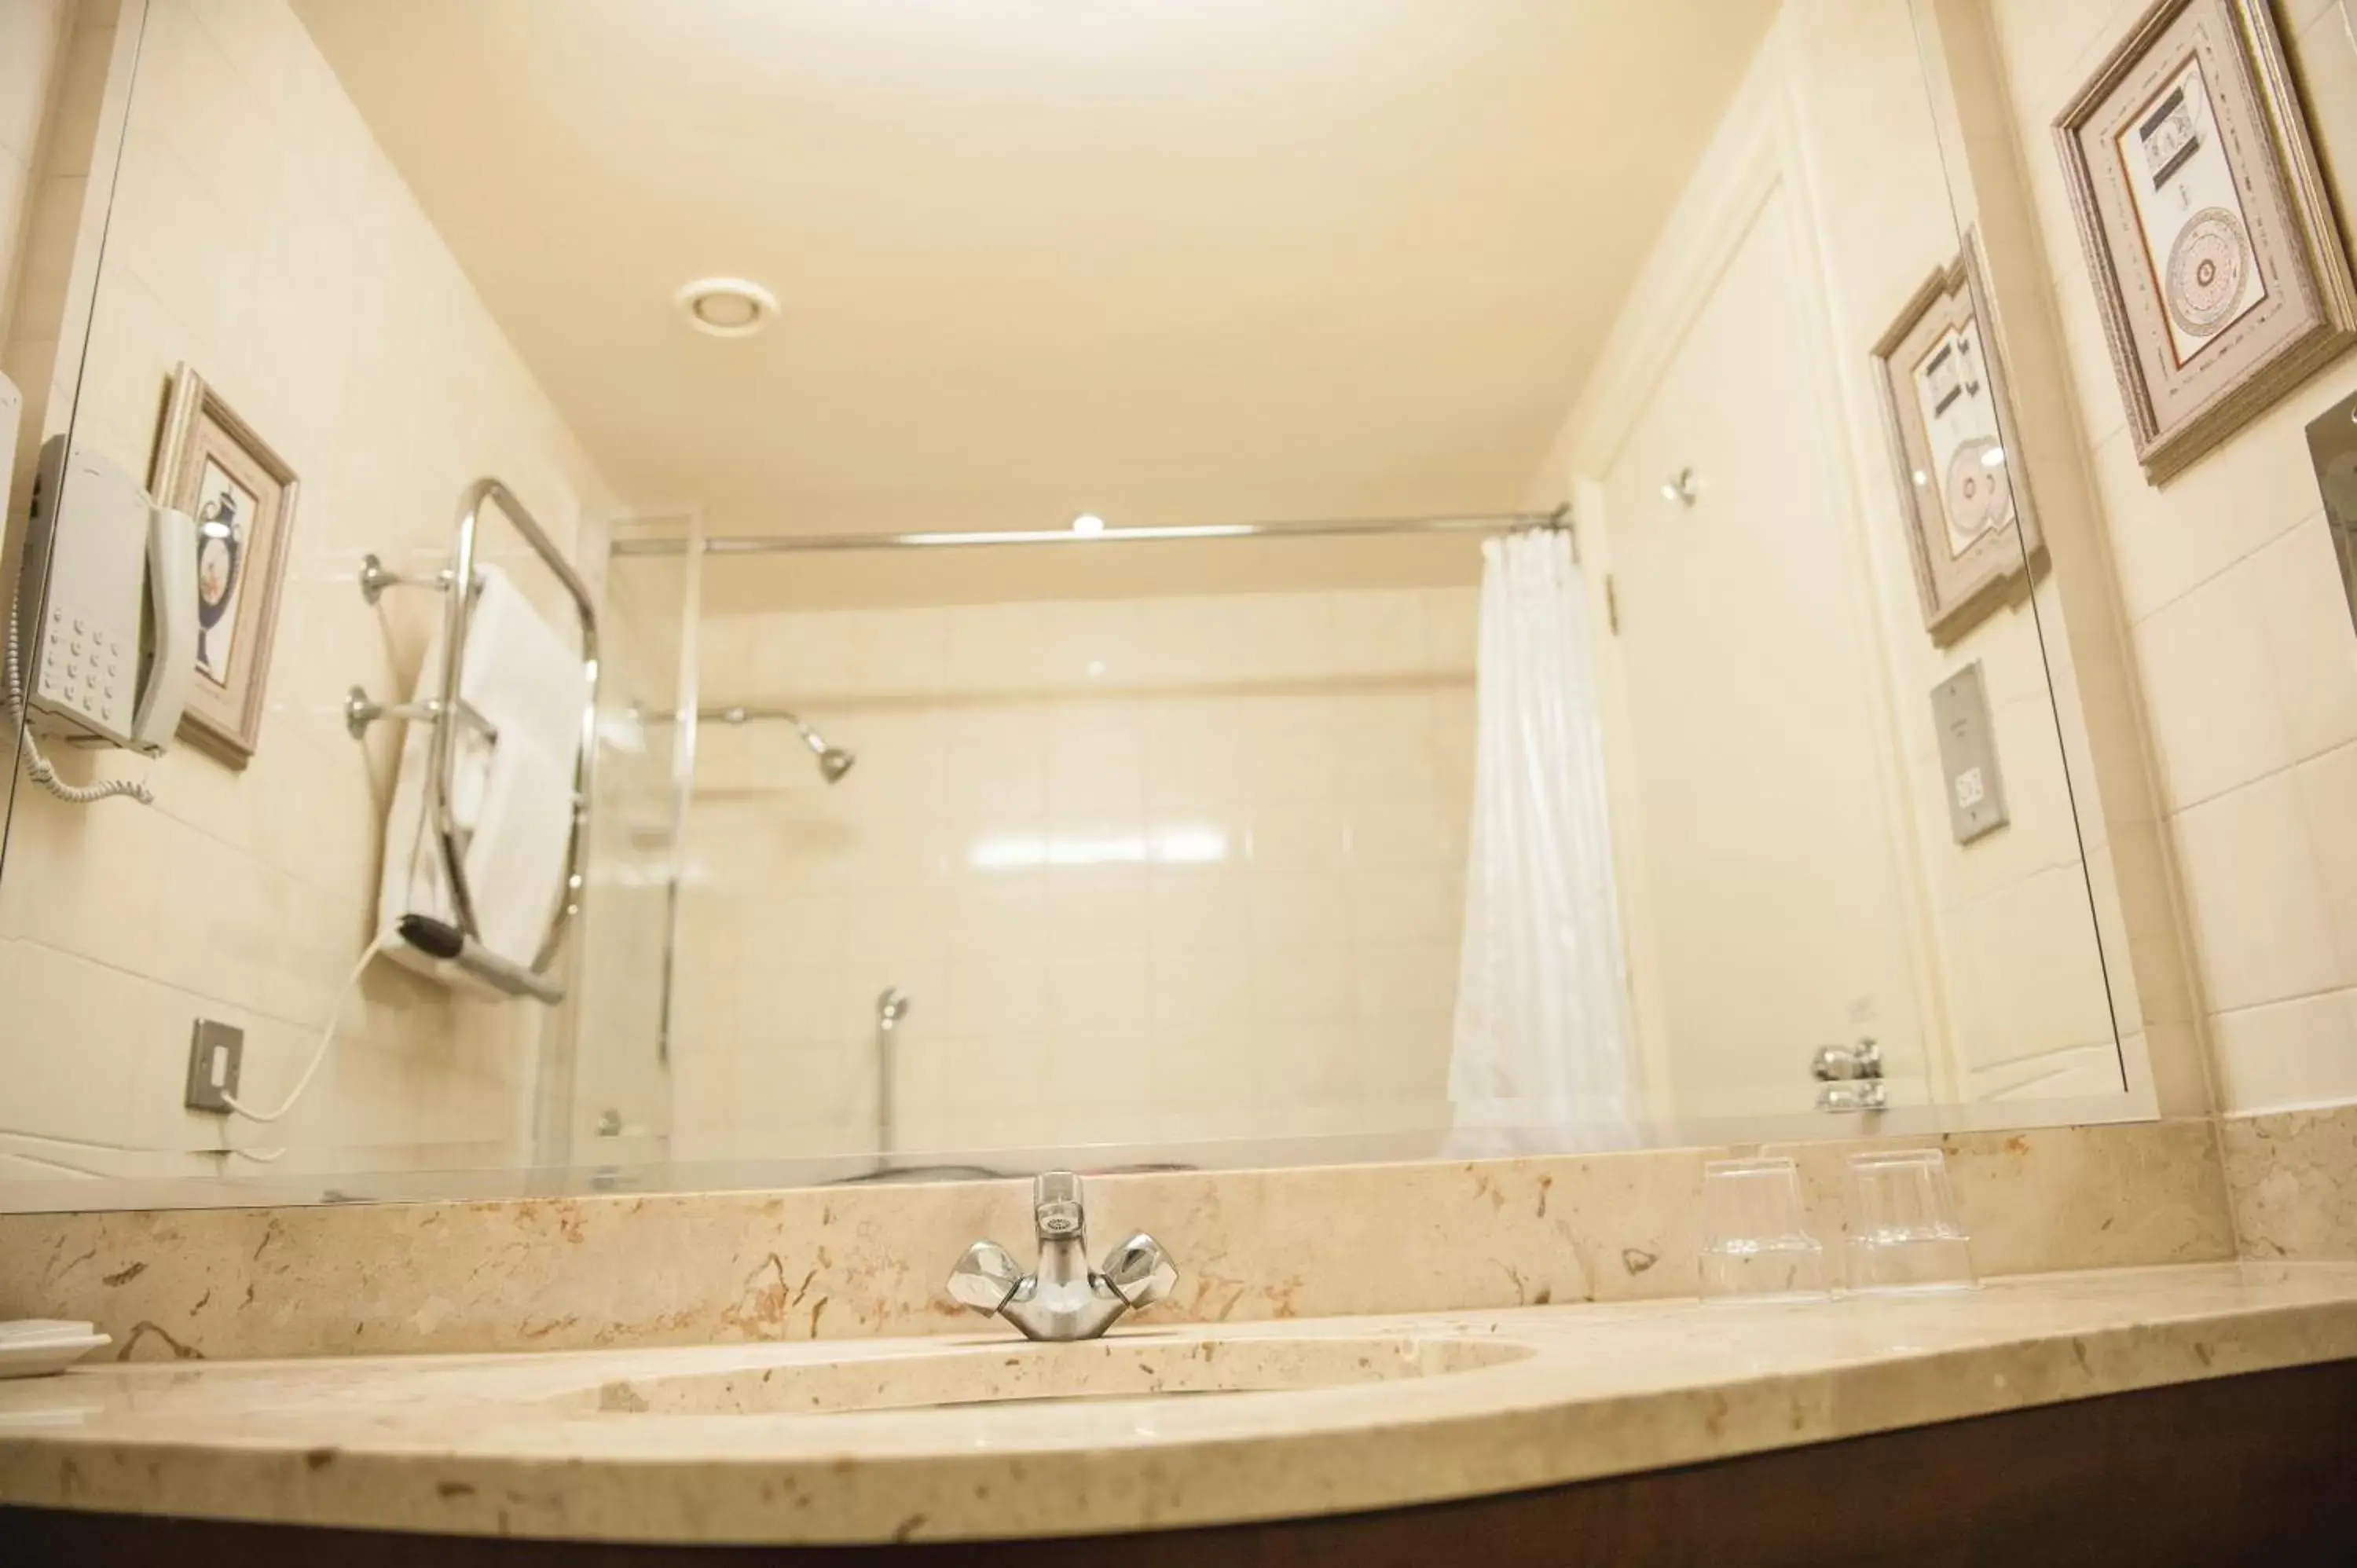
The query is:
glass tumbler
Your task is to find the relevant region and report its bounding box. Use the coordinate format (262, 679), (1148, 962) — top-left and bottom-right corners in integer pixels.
(1698, 1156), (1830, 1301)
(1842, 1149), (1978, 1293)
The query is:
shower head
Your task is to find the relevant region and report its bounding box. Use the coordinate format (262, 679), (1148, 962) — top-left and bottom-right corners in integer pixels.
(702, 705), (856, 785)
(876, 986), (911, 1028)
(783, 713), (856, 785)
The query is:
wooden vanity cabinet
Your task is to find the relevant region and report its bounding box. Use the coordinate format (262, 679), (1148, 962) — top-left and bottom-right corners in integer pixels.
(5, 1358), (2354, 1566)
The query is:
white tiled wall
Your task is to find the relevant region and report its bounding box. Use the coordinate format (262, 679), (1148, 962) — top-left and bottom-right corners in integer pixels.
(1986, 0), (2357, 1113)
(0, 0), (624, 1179)
(668, 585), (1478, 1160)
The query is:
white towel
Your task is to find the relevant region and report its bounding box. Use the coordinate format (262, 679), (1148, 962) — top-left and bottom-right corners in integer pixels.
(378, 565), (588, 988)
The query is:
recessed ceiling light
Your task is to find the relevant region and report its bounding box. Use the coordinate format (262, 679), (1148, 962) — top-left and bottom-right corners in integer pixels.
(1072, 513), (1105, 534)
(676, 277), (779, 339)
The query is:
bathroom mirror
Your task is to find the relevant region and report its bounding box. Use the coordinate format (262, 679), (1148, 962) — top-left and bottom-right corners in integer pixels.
(0, 0), (2141, 1207)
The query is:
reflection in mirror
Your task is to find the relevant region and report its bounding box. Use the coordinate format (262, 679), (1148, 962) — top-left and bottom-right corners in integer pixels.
(0, 0), (2135, 1208)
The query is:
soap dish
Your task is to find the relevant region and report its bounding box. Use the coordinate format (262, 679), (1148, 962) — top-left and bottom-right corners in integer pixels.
(0, 1320), (112, 1379)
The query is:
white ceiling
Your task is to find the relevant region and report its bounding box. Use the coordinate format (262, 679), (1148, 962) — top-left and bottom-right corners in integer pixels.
(290, 0), (1780, 538)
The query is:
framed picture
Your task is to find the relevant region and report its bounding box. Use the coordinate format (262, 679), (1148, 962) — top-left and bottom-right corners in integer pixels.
(1870, 241), (2044, 645)
(149, 365), (299, 767)
(2055, 0), (2357, 483)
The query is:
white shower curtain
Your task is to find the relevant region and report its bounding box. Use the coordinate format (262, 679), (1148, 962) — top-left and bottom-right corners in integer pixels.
(1447, 528), (1641, 1152)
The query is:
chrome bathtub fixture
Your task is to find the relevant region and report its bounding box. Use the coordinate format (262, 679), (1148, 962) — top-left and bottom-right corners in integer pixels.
(1812, 1036), (1886, 1112)
(703, 704), (855, 783)
(946, 1171), (1178, 1342)
(874, 985), (910, 1161)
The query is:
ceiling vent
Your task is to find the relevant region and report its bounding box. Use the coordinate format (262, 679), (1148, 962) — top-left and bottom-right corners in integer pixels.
(675, 277), (779, 339)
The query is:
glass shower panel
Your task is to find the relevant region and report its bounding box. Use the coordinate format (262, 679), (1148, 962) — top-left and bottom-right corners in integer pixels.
(562, 520), (696, 1167)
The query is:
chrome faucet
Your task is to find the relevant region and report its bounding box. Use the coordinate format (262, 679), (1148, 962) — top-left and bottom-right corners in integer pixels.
(944, 1171), (1178, 1342)
(1812, 1036), (1887, 1112)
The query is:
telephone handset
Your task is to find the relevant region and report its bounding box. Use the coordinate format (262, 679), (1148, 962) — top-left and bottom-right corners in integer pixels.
(13, 435), (198, 757)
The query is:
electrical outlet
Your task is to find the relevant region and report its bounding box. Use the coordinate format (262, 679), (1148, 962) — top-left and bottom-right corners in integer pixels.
(183, 1019), (244, 1114)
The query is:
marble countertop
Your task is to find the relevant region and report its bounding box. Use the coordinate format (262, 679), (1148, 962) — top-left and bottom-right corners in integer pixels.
(2, 1262), (2353, 1545)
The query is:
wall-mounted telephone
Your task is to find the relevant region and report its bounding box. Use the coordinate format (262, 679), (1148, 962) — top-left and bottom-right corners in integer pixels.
(4, 419), (199, 804)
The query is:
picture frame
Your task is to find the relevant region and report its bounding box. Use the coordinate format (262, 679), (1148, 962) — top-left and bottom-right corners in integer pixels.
(1869, 240), (2044, 646)
(2054, 0), (2357, 484)
(149, 365), (299, 768)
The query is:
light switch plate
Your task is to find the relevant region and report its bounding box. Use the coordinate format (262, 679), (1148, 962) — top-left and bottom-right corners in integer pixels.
(1931, 661), (2008, 845)
(183, 1019), (244, 1114)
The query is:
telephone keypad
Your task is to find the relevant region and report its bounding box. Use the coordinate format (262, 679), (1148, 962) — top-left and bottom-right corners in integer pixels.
(35, 602), (131, 736)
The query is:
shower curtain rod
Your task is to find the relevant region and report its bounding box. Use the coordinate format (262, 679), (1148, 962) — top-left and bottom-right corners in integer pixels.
(607, 506), (1572, 558)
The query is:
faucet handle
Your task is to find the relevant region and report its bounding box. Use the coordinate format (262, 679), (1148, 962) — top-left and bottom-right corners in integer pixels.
(946, 1239), (1025, 1314)
(1816, 1079), (1890, 1113)
(1099, 1232), (1179, 1310)
(1811, 1037), (1882, 1083)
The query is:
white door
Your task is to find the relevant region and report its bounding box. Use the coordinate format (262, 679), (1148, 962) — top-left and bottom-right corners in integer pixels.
(1596, 185), (1926, 1120)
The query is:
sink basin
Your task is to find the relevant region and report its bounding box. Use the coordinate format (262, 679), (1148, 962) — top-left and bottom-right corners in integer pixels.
(827, 1163), (1017, 1186)
(577, 1334), (1532, 1416)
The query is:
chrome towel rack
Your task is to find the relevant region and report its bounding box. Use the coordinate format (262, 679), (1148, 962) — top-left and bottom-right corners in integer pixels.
(347, 478), (600, 1002)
